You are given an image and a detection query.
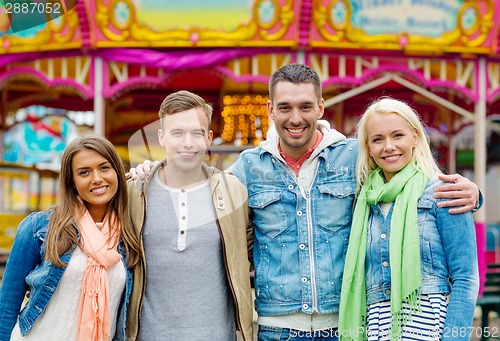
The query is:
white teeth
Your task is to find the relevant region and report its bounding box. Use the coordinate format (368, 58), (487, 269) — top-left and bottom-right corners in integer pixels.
(91, 187), (106, 194)
(384, 155), (399, 161)
(179, 152), (196, 157)
(288, 128), (304, 133)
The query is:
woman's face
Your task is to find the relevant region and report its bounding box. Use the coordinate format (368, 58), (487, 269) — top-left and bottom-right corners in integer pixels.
(72, 149), (118, 221)
(366, 112), (418, 182)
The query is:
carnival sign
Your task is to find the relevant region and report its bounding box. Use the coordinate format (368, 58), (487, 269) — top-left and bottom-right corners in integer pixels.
(310, 0), (500, 54)
(89, 0), (300, 47)
(350, 0), (462, 37)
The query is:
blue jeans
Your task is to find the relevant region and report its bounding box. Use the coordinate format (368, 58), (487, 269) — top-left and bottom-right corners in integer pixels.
(258, 325), (339, 341)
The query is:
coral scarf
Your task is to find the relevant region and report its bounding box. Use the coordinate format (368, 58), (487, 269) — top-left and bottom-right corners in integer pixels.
(76, 207), (121, 341)
(339, 161), (427, 340)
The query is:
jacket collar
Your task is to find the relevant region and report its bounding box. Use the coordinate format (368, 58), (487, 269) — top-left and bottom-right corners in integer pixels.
(145, 158), (220, 193)
(259, 120), (346, 159)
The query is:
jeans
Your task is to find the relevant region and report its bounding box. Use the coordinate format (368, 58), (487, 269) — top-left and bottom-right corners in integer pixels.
(258, 325), (339, 341)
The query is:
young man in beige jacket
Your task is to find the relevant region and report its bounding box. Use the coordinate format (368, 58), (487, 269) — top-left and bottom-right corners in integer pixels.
(119, 91), (253, 341)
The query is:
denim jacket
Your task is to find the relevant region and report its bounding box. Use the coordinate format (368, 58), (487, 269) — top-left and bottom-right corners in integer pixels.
(365, 179), (479, 334)
(231, 122), (358, 316)
(0, 211), (133, 340)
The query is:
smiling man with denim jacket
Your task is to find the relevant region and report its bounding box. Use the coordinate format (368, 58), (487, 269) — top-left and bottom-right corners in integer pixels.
(229, 63), (481, 341)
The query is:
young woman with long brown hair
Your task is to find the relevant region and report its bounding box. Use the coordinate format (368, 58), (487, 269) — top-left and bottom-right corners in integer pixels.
(0, 135), (141, 341)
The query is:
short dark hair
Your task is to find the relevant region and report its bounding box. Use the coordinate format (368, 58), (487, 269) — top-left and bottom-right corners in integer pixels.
(269, 64), (322, 103)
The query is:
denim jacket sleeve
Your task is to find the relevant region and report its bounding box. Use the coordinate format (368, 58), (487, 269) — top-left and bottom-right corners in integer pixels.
(226, 156), (247, 187)
(0, 212), (45, 340)
(436, 205), (479, 338)
(472, 188), (484, 212)
(225, 157), (254, 269)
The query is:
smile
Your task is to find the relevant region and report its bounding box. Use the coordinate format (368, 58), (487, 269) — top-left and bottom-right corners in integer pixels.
(178, 152), (197, 158)
(286, 127), (306, 135)
(382, 155), (401, 161)
(90, 186), (108, 194)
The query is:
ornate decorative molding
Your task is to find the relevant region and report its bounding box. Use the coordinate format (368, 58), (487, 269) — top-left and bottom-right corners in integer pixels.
(0, 9), (80, 53)
(94, 0), (296, 47)
(311, 0), (496, 54)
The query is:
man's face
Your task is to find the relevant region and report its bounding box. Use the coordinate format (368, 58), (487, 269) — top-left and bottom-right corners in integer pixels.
(268, 81), (324, 159)
(158, 107), (213, 173)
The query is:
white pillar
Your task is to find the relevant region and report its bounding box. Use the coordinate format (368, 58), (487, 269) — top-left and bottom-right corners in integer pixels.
(475, 57), (487, 294)
(296, 50), (305, 65)
(93, 57), (105, 137)
(475, 57), (487, 223)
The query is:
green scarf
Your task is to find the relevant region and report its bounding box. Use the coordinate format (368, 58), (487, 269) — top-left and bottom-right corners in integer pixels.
(338, 161), (427, 340)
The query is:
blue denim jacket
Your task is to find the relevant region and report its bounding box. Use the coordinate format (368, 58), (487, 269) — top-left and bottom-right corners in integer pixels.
(231, 129), (357, 317)
(0, 211), (133, 340)
(365, 179), (479, 335)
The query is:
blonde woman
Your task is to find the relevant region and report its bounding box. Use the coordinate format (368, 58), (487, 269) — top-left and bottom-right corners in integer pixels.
(339, 98), (479, 340)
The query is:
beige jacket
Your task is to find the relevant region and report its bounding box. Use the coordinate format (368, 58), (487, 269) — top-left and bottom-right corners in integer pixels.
(125, 161), (254, 341)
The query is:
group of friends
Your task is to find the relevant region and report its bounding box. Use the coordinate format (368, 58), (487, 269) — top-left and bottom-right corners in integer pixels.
(0, 64), (481, 341)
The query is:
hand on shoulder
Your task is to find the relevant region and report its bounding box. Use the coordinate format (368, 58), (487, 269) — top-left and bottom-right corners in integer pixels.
(433, 173), (480, 214)
(127, 160), (159, 180)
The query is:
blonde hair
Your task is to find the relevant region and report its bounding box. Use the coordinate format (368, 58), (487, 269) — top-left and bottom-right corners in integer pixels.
(356, 97), (442, 188)
(45, 135), (141, 267)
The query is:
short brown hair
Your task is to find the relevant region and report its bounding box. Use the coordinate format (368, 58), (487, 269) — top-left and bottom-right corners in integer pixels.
(159, 90), (213, 129)
(269, 64), (322, 103)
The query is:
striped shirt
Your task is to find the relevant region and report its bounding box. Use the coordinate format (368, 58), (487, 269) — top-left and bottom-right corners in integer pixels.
(367, 294), (448, 340)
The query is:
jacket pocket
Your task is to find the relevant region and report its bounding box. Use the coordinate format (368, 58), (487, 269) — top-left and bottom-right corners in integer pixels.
(249, 190), (289, 240)
(316, 182), (355, 234)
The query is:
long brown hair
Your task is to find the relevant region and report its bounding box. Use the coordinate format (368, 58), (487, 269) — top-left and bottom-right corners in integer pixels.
(45, 135), (141, 267)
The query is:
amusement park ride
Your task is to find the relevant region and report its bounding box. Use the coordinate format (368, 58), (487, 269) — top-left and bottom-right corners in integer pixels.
(0, 163), (58, 268)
